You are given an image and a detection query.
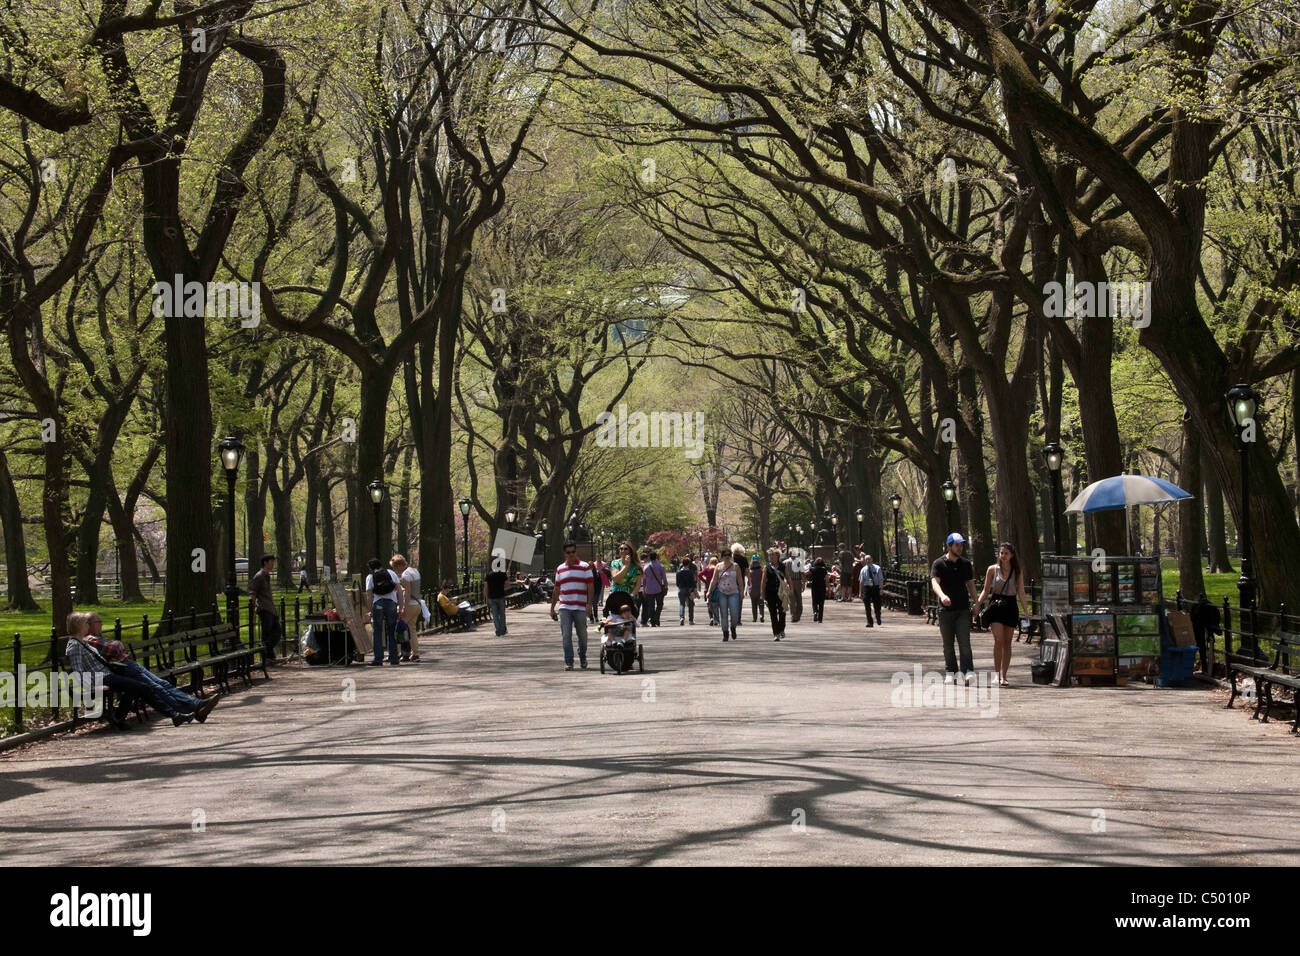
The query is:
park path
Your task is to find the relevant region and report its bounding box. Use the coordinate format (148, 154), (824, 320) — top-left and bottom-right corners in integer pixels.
(2, 596), (1297, 865)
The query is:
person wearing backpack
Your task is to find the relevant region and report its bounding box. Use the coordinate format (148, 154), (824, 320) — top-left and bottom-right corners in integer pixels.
(365, 557), (405, 666)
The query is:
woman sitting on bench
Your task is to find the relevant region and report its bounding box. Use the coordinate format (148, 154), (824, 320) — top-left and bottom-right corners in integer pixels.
(65, 611), (219, 728)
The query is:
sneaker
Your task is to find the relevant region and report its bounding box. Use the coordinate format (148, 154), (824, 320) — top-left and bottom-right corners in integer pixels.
(389, 660), (402, 666)
(172, 711), (195, 727)
(401, 655), (411, 662)
(963, 671), (975, 684)
(944, 673), (957, 684)
(565, 663), (574, 671)
(731, 630), (738, 641)
(410, 656), (421, 663)
(679, 619), (684, 626)
(580, 657), (588, 669)
(723, 636), (729, 642)
(368, 660), (384, 667)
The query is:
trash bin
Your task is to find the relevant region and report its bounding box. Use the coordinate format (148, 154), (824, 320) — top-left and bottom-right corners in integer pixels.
(906, 580), (924, 616)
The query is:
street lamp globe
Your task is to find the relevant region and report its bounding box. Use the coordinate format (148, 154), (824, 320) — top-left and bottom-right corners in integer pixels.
(942, 480), (957, 502)
(367, 480), (385, 505)
(1042, 441), (1064, 473)
(1226, 383), (1259, 429)
(458, 497), (472, 518)
(889, 492), (902, 512)
(504, 507), (516, 526)
(218, 436), (245, 473)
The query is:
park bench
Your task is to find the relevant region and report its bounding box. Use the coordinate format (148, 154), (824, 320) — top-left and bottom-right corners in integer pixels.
(1227, 630), (1300, 733)
(882, 578), (909, 611)
(137, 622), (268, 695)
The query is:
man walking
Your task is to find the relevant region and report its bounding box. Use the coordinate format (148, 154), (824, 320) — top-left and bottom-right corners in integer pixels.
(365, 557), (404, 666)
(249, 554), (281, 663)
(641, 550), (669, 627)
(550, 540), (594, 670)
(784, 550), (805, 623)
(391, 554), (423, 661)
(859, 554), (884, 627)
(931, 533), (978, 683)
(676, 556), (698, 625)
(484, 561), (510, 637)
(297, 566), (309, 592)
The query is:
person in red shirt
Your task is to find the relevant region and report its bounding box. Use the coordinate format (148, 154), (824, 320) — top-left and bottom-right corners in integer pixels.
(549, 540), (594, 671)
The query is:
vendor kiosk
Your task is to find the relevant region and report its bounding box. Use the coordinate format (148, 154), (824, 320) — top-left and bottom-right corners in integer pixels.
(1037, 556), (1164, 686)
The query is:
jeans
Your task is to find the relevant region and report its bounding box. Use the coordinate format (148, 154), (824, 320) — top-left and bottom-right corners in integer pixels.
(258, 609), (281, 661)
(750, 591), (764, 621)
(863, 585), (882, 626)
(939, 607), (974, 674)
(717, 591), (741, 638)
(104, 664), (199, 719)
(489, 597), (507, 635)
(559, 608), (588, 665)
(811, 589), (825, 622)
(678, 588), (695, 622)
(458, 609), (475, 630)
(371, 601), (400, 663)
(641, 591), (664, 626)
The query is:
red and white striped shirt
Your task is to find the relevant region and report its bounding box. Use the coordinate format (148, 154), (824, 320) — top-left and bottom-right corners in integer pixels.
(554, 560), (594, 612)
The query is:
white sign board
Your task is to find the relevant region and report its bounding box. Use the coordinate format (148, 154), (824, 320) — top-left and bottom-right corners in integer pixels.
(491, 529), (537, 567)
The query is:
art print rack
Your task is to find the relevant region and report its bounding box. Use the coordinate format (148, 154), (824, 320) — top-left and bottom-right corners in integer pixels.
(1038, 555), (1163, 685)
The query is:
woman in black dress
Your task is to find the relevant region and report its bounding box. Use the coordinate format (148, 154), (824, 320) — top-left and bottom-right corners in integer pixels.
(807, 557), (828, 622)
(760, 547), (787, 640)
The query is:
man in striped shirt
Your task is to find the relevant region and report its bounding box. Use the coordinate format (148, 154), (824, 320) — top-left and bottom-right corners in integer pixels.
(549, 540), (595, 671)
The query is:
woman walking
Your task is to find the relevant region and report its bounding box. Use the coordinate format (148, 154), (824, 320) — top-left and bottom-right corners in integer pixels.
(699, 556), (718, 626)
(708, 549), (744, 642)
(974, 542), (1028, 686)
(760, 547), (787, 640)
(610, 543), (643, 612)
(808, 557), (828, 623)
(748, 553), (765, 622)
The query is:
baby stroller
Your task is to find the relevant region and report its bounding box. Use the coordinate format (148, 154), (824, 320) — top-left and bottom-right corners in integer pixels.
(599, 591), (645, 675)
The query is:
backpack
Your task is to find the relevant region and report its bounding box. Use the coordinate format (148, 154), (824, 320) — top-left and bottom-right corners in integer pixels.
(371, 569), (397, 596)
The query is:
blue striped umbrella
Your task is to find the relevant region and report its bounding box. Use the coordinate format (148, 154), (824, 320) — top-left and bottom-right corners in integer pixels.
(1065, 474), (1193, 513)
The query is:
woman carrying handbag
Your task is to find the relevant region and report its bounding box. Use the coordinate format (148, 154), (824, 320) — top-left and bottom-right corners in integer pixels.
(974, 542), (1028, 686)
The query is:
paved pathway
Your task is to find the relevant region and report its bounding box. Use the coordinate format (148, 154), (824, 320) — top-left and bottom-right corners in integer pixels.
(3, 598), (1297, 865)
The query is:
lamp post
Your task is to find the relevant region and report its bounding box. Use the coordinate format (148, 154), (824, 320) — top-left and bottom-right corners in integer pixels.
(855, 507), (864, 547)
(889, 493), (902, 570)
(367, 480), (385, 562)
(505, 506), (516, 528)
(942, 479), (957, 530)
(1043, 442), (1065, 555)
(795, 523), (803, 548)
(458, 497), (472, 588)
(639, 509), (646, 546)
(218, 436), (245, 625)
(1227, 383), (1260, 657)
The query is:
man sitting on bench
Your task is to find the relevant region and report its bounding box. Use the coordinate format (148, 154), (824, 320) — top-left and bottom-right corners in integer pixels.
(65, 612), (219, 727)
(436, 584), (476, 631)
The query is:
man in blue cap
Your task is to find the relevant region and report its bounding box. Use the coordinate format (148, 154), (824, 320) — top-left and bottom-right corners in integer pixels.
(931, 532), (978, 683)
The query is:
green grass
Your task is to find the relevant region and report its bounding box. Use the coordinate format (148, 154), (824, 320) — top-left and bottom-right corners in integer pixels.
(1161, 570), (1240, 607)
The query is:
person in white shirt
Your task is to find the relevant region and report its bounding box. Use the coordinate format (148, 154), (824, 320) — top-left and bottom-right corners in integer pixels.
(858, 554), (884, 628)
(390, 554), (423, 662)
(364, 557), (406, 666)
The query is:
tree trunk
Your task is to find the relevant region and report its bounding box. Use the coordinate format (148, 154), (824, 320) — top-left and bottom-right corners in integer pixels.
(1203, 442), (1233, 573)
(1178, 411), (1206, 598)
(0, 446), (37, 610)
(106, 485), (144, 603)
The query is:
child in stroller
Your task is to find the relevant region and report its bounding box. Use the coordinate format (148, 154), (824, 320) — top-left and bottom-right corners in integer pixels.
(600, 591), (643, 674)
